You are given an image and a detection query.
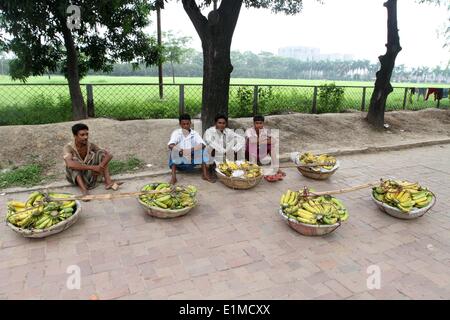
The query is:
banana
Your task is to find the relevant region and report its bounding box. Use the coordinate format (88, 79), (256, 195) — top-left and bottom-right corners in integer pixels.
(339, 211), (349, 222)
(61, 201), (76, 209)
(25, 192), (41, 207)
(296, 216), (317, 225)
(154, 200), (168, 209)
(280, 194), (286, 206)
(297, 209), (316, 219)
(8, 201), (26, 208)
(302, 202), (320, 214)
(398, 191), (411, 203)
(323, 216), (338, 225)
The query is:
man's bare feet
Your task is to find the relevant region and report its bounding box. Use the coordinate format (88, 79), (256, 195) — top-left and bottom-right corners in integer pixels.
(170, 177), (177, 185)
(81, 190), (91, 202)
(105, 181), (124, 191)
(202, 175), (216, 183)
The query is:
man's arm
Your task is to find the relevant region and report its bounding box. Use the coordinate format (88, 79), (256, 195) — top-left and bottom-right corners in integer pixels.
(204, 129), (226, 153)
(231, 130), (246, 152)
(64, 158), (102, 173)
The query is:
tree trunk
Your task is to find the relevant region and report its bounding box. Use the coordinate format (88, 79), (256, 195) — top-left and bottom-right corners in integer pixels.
(182, 0), (243, 132)
(201, 34), (234, 130)
(367, 0), (402, 129)
(171, 60), (175, 84)
(61, 22), (87, 120)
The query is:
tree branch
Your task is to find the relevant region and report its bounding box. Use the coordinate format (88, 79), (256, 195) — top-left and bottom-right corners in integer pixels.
(182, 0), (208, 41)
(218, 0), (243, 31)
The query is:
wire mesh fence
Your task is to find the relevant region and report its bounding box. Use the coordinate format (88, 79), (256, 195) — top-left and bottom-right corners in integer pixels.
(0, 83), (447, 126)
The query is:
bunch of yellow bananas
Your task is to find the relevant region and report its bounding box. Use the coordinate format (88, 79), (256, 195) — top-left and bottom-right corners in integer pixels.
(299, 152), (337, 171)
(140, 183), (197, 210)
(218, 161), (262, 178)
(372, 179), (434, 213)
(6, 192), (76, 230)
(280, 191), (349, 225)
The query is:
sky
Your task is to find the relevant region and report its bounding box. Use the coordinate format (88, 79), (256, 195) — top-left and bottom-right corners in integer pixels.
(148, 0), (450, 68)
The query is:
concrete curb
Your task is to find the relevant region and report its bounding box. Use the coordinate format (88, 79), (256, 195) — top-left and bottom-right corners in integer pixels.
(2, 138), (449, 195)
(1, 169), (171, 195)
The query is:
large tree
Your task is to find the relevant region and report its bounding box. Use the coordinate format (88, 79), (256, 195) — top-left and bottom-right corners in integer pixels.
(0, 0), (161, 120)
(182, 0), (308, 131)
(366, 0), (402, 129)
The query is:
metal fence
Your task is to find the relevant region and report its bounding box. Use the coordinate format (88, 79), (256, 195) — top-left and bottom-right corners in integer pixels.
(0, 83), (448, 126)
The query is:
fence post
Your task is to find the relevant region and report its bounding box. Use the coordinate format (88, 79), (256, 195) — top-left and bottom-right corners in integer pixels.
(179, 84), (185, 115)
(253, 85), (258, 116)
(361, 87), (366, 111)
(86, 84), (95, 117)
(402, 87), (408, 109)
(311, 86), (318, 114)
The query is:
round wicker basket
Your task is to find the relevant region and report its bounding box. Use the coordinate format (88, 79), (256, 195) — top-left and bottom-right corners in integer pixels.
(138, 197), (197, 218)
(215, 168), (263, 190)
(296, 161), (340, 180)
(278, 208), (340, 236)
(371, 193), (436, 220)
(137, 184), (197, 218)
(7, 199), (82, 239)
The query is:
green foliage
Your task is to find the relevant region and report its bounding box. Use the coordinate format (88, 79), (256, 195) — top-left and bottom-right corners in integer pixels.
(317, 83), (345, 113)
(108, 156), (145, 176)
(0, 164), (44, 189)
(0, 0), (162, 82)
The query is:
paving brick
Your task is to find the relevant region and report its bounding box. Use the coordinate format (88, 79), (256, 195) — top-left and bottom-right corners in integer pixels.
(1, 145), (450, 299)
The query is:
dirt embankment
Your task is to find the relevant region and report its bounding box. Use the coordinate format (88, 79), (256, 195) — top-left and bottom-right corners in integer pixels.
(0, 109), (449, 178)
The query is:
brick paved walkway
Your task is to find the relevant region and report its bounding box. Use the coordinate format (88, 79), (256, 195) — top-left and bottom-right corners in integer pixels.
(1, 144), (450, 300)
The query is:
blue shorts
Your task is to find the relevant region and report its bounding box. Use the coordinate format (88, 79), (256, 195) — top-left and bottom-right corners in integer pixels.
(168, 149), (209, 171)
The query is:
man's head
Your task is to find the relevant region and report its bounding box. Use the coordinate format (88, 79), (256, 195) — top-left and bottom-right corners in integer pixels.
(253, 115), (265, 131)
(214, 114), (228, 131)
(179, 113), (192, 131)
(72, 123), (89, 145)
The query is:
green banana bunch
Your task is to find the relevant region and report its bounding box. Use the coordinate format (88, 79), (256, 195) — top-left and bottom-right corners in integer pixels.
(7, 192), (77, 230)
(140, 183), (197, 210)
(372, 179), (434, 213)
(281, 191), (348, 225)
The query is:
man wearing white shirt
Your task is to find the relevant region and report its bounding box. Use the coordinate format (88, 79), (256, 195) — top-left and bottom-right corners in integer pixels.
(204, 114), (246, 168)
(168, 114), (213, 184)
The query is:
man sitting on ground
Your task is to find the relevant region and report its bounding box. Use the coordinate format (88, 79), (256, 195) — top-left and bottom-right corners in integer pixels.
(63, 123), (122, 197)
(168, 113), (213, 184)
(245, 115), (285, 175)
(204, 114), (246, 171)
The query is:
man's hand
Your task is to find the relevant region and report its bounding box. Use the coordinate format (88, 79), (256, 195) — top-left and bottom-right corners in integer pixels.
(91, 165), (104, 175)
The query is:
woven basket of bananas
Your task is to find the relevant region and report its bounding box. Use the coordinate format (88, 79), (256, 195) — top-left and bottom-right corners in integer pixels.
(138, 182), (198, 218)
(278, 189), (348, 236)
(371, 179), (436, 220)
(6, 192), (81, 238)
(293, 152), (339, 180)
(216, 161), (263, 190)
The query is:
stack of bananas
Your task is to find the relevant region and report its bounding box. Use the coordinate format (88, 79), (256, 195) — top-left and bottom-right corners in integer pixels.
(140, 183), (197, 210)
(280, 190), (349, 225)
(372, 179), (434, 213)
(6, 192), (76, 230)
(299, 152), (337, 171)
(218, 161), (262, 179)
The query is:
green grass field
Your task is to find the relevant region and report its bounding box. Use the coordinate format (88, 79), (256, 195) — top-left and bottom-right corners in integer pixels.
(0, 75), (447, 126)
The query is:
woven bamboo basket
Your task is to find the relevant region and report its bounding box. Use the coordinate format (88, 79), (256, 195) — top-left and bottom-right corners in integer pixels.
(137, 184), (197, 218)
(278, 208), (340, 236)
(297, 161), (340, 180)
(215, 168), (263, 190)
(138, 197), (197, 218)
(7, 200), (82, 239)
(371, 193), (436, 220)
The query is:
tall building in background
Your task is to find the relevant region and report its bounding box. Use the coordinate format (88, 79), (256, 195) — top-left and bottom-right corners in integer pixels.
(278, 46), (354, 61)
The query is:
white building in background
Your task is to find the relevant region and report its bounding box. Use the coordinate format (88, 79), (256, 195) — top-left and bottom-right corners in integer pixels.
(278, 46), (354, 62)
